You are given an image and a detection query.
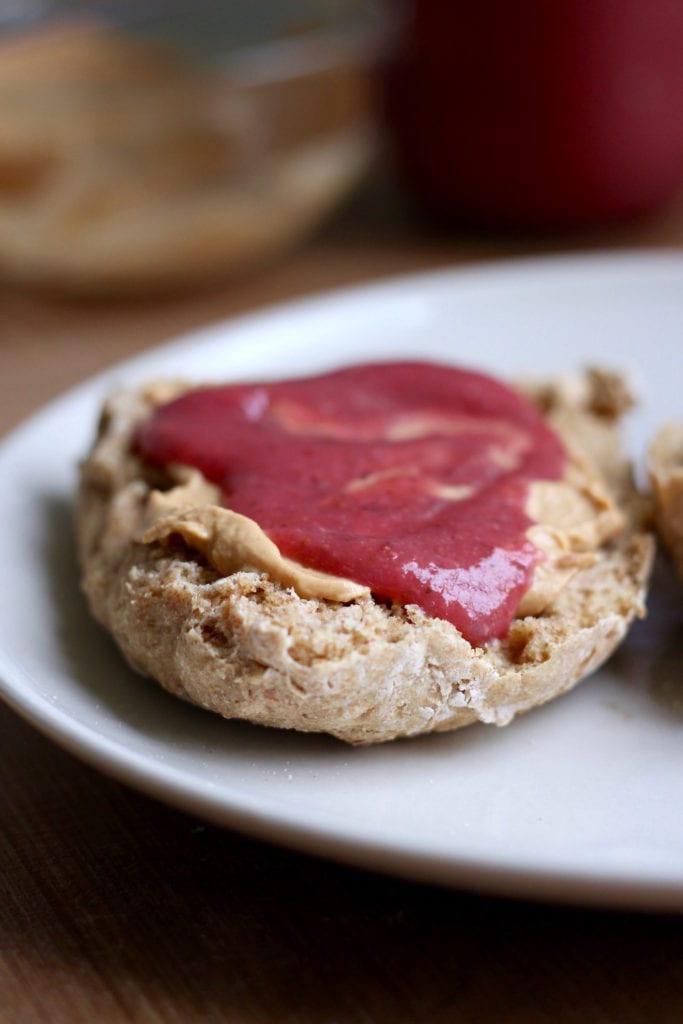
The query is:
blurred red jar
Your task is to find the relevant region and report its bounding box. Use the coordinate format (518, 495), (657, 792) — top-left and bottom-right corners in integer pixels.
(382, 0), (683, 228)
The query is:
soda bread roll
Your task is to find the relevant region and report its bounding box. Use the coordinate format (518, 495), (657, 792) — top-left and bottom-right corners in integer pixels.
(78, 369), (653, 745)
(650, 423), (683, 577)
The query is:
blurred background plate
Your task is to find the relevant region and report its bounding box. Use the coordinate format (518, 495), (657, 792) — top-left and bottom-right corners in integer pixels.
(0, 0), (382, 293)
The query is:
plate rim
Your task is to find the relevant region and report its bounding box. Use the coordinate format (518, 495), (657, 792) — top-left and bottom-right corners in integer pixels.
(2, 248), (683, 912)
(3, 245), (683, 451)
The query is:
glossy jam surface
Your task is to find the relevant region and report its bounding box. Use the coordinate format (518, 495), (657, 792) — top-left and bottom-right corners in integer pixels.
(135, 362), (566, 644)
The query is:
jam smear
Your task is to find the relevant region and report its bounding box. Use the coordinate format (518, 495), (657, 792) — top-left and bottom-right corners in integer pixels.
(135, 362), (566, 645)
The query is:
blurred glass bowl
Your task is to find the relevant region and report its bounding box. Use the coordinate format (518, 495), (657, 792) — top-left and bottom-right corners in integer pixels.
(0, 0), (381, 294)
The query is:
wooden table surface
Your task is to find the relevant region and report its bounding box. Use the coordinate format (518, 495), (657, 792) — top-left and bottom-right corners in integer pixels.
(2, 183), (683, 1024)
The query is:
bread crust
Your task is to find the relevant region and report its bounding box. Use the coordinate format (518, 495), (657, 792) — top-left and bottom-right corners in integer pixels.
(78, 372), (654, 744)
(650, 423), (683, 578)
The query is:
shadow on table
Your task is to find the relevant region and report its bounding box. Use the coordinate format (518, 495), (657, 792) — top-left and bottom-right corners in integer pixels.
(610, 554), (683, 721)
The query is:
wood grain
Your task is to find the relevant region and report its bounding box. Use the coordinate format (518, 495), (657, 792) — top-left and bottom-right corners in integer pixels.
(2, 178), (683, 1023)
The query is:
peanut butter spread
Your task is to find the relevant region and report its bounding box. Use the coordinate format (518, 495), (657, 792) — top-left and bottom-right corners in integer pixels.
(141, 443), (624, 631)
(144, 468), (368, 603)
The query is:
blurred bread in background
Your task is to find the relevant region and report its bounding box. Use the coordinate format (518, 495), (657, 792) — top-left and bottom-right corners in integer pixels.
(650, 424), (683, 579)
(0, 18), (374, 294)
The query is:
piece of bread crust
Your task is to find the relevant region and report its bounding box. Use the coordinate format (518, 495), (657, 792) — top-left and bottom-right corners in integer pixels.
(650, 423), (683, 578)
(77, 370), (654, 745)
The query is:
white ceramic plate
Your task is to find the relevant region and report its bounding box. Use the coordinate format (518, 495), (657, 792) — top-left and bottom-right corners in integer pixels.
(2, 252), (683, 910)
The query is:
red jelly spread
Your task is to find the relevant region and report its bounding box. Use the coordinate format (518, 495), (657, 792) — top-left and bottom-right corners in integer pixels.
(135, 362), (566, 645)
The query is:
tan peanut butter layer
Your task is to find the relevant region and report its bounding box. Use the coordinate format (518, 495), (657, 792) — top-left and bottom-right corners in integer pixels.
(144, 470), (368, 603)
(140, 437), (625, 629)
